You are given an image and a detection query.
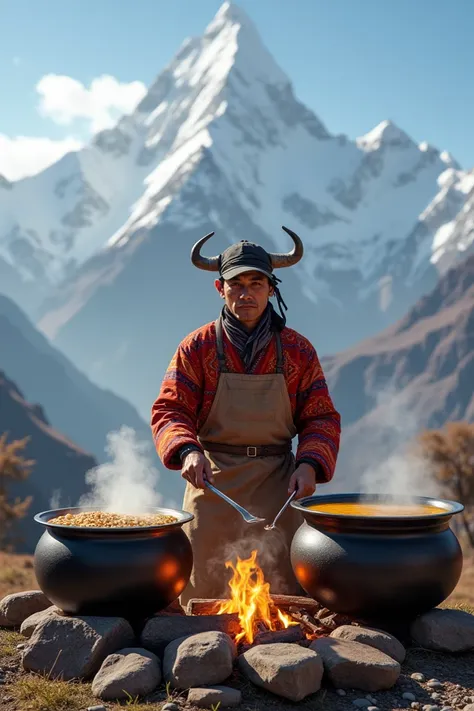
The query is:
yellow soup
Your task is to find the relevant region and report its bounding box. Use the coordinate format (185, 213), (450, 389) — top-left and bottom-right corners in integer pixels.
(307, 502), (443, 516)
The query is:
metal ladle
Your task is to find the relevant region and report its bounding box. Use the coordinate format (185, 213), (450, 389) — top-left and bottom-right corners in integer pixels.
(205, 480), (265, 525)
(264, 490), (297, 531)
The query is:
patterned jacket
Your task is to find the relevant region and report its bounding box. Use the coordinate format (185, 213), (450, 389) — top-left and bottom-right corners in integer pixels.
(150, 321), (341, 483)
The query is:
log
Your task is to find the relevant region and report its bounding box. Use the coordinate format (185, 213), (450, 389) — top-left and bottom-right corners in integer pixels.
(187, 594), (321, 616)
(288, 609), (324, 637)
(240, 624), (305, 651)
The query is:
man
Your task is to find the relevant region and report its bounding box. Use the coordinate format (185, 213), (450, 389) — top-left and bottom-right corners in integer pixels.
(151, 226), (341, 606)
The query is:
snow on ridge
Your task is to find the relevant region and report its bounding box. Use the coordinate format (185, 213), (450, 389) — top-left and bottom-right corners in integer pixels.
(0, 0), (471, 303)
(357, 119), (415, 151)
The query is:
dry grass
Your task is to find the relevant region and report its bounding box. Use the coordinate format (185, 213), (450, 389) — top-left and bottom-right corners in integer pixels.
(0, 552), (37, 598)
(7, 674), (93, 711)
(3, 668), (184, 711)
(0, 629), (23, 658)
(0, 550), (473, 711)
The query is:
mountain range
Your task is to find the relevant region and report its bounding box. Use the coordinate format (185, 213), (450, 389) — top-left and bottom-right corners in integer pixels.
(0, 2), (472, 419)
(0, 295), (184, 512)
(324, 253), (474, 495)
(0, 370), (97, 551)
(0, 1), (473, 536)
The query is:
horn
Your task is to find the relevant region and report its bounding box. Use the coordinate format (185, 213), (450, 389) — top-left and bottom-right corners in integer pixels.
(269, 226), (304, 268)
(190, 232), (220, 271)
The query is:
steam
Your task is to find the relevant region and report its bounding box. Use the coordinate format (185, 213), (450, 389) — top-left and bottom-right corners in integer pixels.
(49, 489), (62, 510)
(78, 426), (164, 513)
(343, 385), (442, 502)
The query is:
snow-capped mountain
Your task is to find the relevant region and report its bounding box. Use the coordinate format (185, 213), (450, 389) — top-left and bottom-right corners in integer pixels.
(1, 2), (473, 418)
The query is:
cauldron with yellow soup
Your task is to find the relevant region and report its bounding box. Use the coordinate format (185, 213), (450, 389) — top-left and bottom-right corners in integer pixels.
(290, 493), (464, 623)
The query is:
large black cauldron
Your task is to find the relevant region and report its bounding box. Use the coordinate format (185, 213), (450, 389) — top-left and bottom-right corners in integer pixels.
(290, 493), (464, 624)
(33, 507), (194, 619)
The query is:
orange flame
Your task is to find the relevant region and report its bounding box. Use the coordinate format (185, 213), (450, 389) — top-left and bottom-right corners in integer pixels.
(216, 549), (296, 644)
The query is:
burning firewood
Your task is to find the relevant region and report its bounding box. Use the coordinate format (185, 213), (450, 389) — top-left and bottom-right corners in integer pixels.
(288, 608), (324, 637)
(187, 594), (321, 617)
(240, 624), (305, 651)
(188, 550), (324, 646)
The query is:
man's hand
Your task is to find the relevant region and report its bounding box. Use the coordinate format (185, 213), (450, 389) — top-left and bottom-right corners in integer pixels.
(288, 463), (316, 499)
(181, 451), (214, 489)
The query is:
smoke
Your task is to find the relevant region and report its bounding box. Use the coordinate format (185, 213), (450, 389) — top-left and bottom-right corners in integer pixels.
(351, 385), (442, 502)
(78, 426), (164, 513)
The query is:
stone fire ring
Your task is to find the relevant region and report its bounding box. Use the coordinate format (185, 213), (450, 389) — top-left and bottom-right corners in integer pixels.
(1, 590), (474, 706)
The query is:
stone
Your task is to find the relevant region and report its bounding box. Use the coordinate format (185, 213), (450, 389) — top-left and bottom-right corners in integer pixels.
(163, 631), (235, 689)
(422, 706), (439, 711)
(310, 637), (401, 691)
(187, 686), (242, 708)
(404, 693), (417, 701)
(331, 625), (406, 663)
(141, 614), (239, 655)
(0, 591), (51, 628)
(20, 606), (64, 638)
(238, 642), (323, 702)
(87, 707), (107, 711)
(463, 707), (474, 711)
(162, 704), (180, 711)
(22, 614), (135, 680)
(367, 707), (380, 711)
(91, 647), (161, 700)
(336, 688), (347, 696)
(353, 699), (371, 707)
(411, 609), (474, 653)
(412, 673), (426, 682)
(428, 680), (443, 689)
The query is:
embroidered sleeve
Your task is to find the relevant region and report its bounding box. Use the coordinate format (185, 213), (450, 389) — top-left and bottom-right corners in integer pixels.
(294, 345), (341, 483)
(150, 338), (205, 470)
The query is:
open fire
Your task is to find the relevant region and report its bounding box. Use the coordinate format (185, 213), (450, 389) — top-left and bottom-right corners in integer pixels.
(215, 550), (299, 644)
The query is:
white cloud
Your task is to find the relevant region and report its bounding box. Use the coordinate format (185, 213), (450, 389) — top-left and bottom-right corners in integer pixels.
(0, 73), (147, 181)
(36, 74), (148, 133)
(0, 134), (82, 181)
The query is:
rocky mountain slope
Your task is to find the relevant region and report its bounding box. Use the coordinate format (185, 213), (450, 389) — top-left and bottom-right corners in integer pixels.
(0, 2), (473, 417)
(0, 293), (153, 464)
(324, 253), (474, 494)
(0, 370), (97, 552)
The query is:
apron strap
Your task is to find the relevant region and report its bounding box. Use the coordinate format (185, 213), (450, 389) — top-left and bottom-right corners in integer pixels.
(215, 318), (228, 372)
(275, 331), (284, 374)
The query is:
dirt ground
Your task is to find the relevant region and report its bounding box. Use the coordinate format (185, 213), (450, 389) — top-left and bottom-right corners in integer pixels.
(1, 551), (474, 711)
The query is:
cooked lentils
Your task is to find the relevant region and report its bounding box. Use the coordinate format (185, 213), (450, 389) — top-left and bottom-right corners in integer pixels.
(48, 511), (178, 528)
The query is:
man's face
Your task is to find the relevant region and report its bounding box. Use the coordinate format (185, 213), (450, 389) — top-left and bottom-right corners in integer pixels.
(215, 270), (274, 329)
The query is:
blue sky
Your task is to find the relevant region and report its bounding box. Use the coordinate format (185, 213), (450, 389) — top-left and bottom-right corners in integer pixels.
(0, 0), (472, 180)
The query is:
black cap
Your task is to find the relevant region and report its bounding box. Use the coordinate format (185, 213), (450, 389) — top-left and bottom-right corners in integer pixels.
(219, 241), (274, 281)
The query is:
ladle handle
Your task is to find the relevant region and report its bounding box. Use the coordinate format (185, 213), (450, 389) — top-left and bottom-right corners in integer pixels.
(269, 490), (297, 528)
(205, 480), (253, 520)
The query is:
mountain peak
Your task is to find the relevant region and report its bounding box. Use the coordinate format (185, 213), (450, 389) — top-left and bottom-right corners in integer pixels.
(205, 1), (252, 32)
(357, 119), (414, 151)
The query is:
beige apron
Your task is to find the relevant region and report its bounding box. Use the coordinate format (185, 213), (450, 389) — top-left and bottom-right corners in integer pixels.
(180, 320), (304, 607)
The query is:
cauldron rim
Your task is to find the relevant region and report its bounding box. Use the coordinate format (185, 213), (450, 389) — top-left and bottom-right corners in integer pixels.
(291, 492), (464, 521)
(34, 505), (194, 534)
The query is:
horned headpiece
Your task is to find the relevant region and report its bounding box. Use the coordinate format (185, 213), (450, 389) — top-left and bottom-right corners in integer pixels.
(190, 226), (304, 281)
